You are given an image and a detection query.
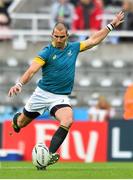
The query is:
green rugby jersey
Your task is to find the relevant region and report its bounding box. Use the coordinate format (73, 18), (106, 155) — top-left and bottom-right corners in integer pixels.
(37, 42), (80, 95)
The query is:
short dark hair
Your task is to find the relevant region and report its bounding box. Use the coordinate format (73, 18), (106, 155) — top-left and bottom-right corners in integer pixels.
(52, 22), (68, 35)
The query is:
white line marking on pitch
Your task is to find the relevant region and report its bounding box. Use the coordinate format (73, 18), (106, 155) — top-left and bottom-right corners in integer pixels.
(0, 166), (34, 169)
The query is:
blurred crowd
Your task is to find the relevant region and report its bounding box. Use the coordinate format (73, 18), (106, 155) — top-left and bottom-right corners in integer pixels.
(88, 95), (116, 122)
(0, 0), (133, 41)
(0, 0), (133, 121)
(50, 0), (133, 41)
(50, 0), (104, 31)
(0, 0), (12, 40)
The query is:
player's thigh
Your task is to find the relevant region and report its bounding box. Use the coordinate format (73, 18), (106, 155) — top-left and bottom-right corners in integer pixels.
(55, 107), (73, 127)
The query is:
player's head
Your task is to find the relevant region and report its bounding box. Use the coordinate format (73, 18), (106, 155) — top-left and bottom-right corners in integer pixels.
(52, 22), (69, 49)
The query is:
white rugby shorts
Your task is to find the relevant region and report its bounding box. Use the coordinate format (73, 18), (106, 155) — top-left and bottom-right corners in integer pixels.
(24, 86), (71, 115)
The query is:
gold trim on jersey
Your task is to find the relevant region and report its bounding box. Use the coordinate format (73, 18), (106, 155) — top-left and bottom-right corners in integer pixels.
(52, 41), (56, 47)
(33, 57), (45, 66)
(52, 40), (86, 52)
(80, 41), (88, 52)
(51, 41), (68, 48)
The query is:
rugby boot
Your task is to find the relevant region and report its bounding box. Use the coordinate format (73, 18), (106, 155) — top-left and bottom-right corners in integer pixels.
(12, 112), (21, 133)
(47, 153), (60, 166)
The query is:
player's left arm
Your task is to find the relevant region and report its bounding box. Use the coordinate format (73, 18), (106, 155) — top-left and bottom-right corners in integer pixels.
(80, 11), (124, 52)
(8, 57), (45, 97)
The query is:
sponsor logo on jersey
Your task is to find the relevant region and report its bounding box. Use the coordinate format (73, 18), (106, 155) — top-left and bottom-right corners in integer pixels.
(67, 50), (72, 56)
(52, 55), (57, 60)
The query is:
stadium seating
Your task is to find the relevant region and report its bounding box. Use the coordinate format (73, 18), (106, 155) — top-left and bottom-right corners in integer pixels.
(0, 0), (133, 120)
(1, 43), (132, 119)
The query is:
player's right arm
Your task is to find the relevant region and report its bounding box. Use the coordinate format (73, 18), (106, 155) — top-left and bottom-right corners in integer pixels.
(79, 11), (124, 52)
(8, 57), (45, 97)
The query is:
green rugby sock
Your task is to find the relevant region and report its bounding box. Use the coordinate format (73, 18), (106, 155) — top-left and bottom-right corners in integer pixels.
(49, 125), (69, 153)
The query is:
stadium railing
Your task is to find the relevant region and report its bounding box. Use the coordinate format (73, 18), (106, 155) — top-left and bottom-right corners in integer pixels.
(0, 11), (130, 42)
(1, 29), (133, 43)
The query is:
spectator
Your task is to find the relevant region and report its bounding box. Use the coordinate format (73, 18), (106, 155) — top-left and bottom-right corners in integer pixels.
(120, 0), (133, 42)
(70, 0), (79, 6)
(103, 0), (121, 7)
(88, 96), (116, 122)
(0, 0), (11, 25)
(72, 0), (103, 31)
(123, 84), (133, 120)
(0, 0), (12, 40)
(50, 0), (74, 29)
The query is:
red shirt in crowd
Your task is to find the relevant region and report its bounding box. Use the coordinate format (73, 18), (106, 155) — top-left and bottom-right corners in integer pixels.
(73, 0), (103, 30)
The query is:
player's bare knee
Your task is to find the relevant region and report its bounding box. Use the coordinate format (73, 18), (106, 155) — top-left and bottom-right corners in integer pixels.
(61, 117), (73, 128)
(68, 120), (73, 128)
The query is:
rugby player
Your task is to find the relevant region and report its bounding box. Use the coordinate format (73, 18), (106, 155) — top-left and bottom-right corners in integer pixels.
(8, 11), (124, 166)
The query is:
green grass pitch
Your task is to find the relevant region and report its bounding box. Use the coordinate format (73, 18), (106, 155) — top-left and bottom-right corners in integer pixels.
(0, 161), (133, 179)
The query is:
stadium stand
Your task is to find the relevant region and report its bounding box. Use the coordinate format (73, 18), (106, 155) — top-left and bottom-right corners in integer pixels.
(0, 0), (133, 120)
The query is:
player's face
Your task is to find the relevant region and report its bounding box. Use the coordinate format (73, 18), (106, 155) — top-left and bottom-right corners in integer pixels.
(52, 28), (68, 49)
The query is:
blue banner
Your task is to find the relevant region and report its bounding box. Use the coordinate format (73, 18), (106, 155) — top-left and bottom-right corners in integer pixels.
(108, 120), (133, 161)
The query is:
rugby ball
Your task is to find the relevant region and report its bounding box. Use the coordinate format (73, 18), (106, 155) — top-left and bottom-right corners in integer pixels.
(32, 143), (49, 168)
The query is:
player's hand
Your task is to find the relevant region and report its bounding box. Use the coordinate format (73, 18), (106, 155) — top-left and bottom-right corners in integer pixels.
(8, 83), (22, 97)
(110, 11), (125, 28)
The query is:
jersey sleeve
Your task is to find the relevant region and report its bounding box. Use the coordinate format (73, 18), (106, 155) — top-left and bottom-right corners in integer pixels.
(33, 56), (45, 66)
(36, 46), (50, 64)
(80, 41), (87, 52)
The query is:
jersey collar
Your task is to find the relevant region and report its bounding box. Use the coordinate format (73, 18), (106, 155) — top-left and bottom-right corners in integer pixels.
(51, 41), (68, 49)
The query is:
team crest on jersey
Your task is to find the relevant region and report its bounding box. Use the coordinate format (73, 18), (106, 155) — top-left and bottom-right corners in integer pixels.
(52, 54), (57, 60)
(67, 50), (72, 56)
